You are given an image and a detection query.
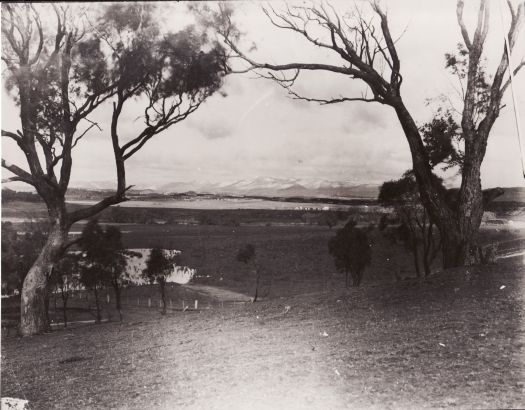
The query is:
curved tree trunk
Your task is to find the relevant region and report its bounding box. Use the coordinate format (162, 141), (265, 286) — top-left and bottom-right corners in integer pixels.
(391, 99), (487, 269)
(19, 226), (67, 336)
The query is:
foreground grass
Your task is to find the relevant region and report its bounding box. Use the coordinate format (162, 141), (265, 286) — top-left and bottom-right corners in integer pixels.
(2, 259), (524, 409)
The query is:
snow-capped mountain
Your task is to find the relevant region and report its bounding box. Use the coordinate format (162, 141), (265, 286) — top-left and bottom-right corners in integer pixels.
(63, 176), (380, 198)
(158, 177), (379, 198)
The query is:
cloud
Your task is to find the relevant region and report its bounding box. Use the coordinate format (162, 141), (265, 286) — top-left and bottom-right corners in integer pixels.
(190, 121), (234, 140)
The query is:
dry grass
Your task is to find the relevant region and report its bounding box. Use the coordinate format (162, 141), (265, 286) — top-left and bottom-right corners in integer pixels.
(2, 259), (524, 409)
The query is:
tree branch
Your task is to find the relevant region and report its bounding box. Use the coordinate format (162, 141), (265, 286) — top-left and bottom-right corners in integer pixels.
(1, 158), (36, 186)
(456, 0), (472, 50)
(67, 186), (133, 224)
(501, 60), (525, 94)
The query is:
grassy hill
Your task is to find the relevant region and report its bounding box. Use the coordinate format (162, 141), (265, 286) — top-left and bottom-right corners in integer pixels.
(1, 259), (524, 409)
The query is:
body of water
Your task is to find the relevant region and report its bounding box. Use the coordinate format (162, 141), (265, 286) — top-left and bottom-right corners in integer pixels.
(66, 198), (375, 211)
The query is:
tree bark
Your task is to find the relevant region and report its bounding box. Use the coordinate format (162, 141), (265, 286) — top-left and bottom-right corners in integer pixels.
(19, 226), (67, 336)
(391, 99), (483, 268)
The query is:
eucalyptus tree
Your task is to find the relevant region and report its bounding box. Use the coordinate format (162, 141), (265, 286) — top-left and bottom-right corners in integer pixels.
(144, 248), (181, 315)
(1, 3), (229, 335)
(379, 171), (441, 277)
(52, 253), (81, 328)
(80, 219), (128, 322)
(218, 0), (524, 268)
(328, 220), (372, 287)
(236, 243), (263, 302)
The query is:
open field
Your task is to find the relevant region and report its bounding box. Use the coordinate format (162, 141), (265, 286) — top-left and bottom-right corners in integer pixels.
(2, 258), (524, 409)
(2, 200), (525, 408)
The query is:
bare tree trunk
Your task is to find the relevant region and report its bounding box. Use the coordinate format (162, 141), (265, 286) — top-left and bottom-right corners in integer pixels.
(392, 99), (486, 268)
(422, 222), (438, 276)
(19, 226), (66, 336)
(54, 284), (58, 312)
(411, 238), (421, 278)
(160, 281), (166, 315)
(43, 272), (53, 331)
(351, 270), (362, 287)
(61, 289), (68, 328)
(455, 141), (485, 265)
(422, 232), (431, 277)
(253, 273), (260, 302)
(113, 280), (123, 322)
(43, 292), (51, 329)
(94, 287), (102, 323)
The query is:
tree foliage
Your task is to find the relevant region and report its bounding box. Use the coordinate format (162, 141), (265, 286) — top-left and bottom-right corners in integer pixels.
(236, 243), (263, 302)
(80, 220), (128, 319)
(328, 220), (371, 287)
(1, 221), (48, 294)
(420, 111), (464, 171)
(379, 171), (441, 277)
(236, 244), (256, 264)
(144, 248), (180, 314)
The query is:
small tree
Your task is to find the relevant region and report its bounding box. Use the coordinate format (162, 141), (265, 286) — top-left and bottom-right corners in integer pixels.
(379, 171), (441, 277)
(319, 211), (339, 230)
(144, 248), (180, 315)
(236, 243), (262, 302)
(79, 263), (105, 323)
(80, 220), (128, 321)
(52, 254), (80, 327)
(328, 220), (371, 287)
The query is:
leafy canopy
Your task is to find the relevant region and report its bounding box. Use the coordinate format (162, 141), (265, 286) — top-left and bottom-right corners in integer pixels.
(236, 244), (256, 264)
(328, 220), (371, 275)
(144, 248), (181, 284)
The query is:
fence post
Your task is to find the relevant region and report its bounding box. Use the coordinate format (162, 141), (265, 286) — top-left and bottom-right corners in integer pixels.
(106, 294), (110, 303)
(148, 298), (151, 308)
(195, 300), (198, 310)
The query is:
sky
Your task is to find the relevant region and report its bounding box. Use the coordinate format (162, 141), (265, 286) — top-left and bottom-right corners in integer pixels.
(2, 0), (525, 190)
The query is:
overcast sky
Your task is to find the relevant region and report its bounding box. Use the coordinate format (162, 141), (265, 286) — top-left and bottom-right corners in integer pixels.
(2, 0), (525, 190)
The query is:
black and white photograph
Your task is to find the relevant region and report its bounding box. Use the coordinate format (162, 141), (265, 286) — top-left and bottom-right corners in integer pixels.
(1, 0), (524, 408)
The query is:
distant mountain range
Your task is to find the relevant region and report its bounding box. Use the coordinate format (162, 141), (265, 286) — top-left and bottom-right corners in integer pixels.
(66, 178), (525, 201)
(155, 177), (380, 198)
(9, 176), (524, 201)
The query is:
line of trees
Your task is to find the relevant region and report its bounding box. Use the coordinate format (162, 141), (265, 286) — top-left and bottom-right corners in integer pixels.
(2, 218), (185, 326)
